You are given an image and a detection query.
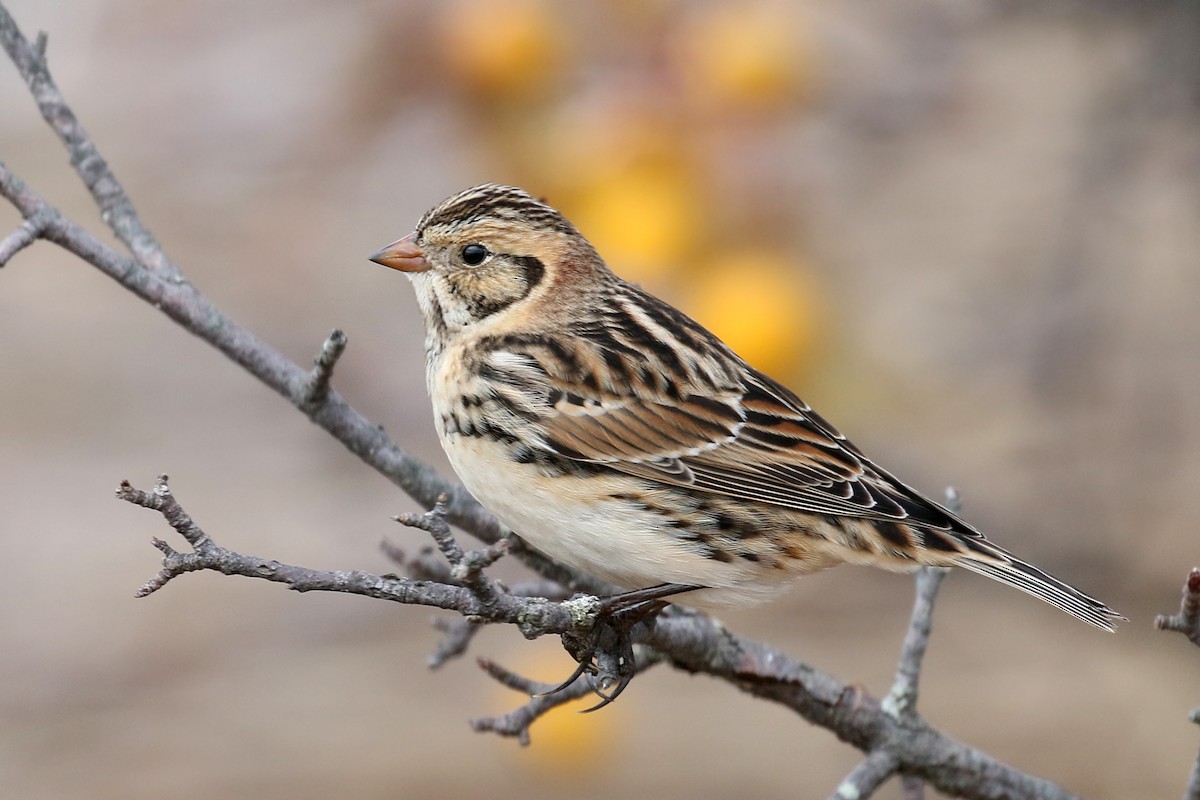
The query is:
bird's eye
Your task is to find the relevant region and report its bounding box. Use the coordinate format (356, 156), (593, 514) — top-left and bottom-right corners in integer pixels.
(461, 244), (489, 266)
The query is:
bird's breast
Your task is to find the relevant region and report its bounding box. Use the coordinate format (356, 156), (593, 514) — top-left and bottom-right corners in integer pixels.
(423, 342), (819, 607)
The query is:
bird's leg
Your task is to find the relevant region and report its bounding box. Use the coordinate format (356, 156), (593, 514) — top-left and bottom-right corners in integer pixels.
(540, 583), (702, 710)
(598, 582), (703, 615)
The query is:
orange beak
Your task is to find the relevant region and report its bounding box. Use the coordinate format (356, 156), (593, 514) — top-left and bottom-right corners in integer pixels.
(369, 231), (430, 273)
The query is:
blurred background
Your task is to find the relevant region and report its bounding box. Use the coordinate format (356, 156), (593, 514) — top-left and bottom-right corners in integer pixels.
(1, 1), (1197, 797)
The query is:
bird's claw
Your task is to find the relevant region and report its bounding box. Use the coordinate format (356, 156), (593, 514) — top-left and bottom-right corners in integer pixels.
(538, 583), (701, 710)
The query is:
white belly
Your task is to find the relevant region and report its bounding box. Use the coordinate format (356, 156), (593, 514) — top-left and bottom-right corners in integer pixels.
(440, 433), (794, 607)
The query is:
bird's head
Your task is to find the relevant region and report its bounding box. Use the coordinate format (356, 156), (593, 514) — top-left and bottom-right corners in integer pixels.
(370, 184), (606, 335)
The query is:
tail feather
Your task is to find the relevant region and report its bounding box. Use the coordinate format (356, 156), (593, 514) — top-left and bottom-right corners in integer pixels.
(958, 555), (1123, 632)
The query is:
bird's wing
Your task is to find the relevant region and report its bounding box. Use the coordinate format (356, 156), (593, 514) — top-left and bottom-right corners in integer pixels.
(482, 306), (969, 534)
(544, 360), (965, 531)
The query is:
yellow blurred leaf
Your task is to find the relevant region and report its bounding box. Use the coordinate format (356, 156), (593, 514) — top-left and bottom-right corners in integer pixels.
(439, 0), (566, 99)
(566, 165), (701, 283)
(672, 3), (813, 114)
(685, 250), (822, 377)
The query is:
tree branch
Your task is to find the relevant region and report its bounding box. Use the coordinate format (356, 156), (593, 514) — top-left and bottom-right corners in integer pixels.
(645, 607), (1077, 800)
(116, 475), (580, 638)
(116, 472), (1076, 798)
(393, 493), (512, 606)
(0, 4), (182, 281)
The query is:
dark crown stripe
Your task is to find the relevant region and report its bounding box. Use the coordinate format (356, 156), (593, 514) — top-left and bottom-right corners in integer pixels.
(419, 184), (576, 236)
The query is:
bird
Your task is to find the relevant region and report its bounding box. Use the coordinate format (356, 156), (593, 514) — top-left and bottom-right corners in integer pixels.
(369, 183), (1122, 637)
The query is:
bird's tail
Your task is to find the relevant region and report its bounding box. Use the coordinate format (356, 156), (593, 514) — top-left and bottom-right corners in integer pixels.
(956, 549), (1123, 632)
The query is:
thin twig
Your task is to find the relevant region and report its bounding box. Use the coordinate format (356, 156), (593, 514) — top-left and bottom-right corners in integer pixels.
(471, 658), (597, 746)
(117, 474), (212, 554)
(475, 656), (565, 696)
(0, 6), (182, 281)
(830, 749), (899, 800)
(116, 476), (574, 636)
(1154, 567), (1200, 647)
(300, 329), (347, 407)
(394, 494), (510, 605)
(883, 566), (948, 720)
(836, 489), (956, 797)
(0, 211), (45, 266)
(1154, 568), (1200, 800)
(1186, 707), (1200, 800)
(428, 616), (486, 669)
(396, 495), (464, 564)
(471, 652), (664, 745)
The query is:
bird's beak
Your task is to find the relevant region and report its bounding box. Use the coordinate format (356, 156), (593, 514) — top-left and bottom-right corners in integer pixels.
(369, 231), (430, 273)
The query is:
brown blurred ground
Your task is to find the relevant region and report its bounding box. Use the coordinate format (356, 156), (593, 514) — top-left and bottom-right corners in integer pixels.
(1, 1), (1197, 798)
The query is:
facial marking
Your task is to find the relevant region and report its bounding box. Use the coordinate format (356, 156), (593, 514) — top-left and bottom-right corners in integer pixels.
(438, 253), (546, 324)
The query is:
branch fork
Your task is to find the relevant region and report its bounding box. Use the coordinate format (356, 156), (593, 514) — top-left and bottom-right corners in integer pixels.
(393, 493), (512, 607)
(0, 207), (49, 266)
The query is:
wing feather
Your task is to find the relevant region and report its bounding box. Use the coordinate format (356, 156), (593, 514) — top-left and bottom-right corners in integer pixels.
(477, 284), (972, 534)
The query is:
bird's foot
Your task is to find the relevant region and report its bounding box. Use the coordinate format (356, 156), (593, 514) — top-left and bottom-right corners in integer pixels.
(540, 583), (701, 711)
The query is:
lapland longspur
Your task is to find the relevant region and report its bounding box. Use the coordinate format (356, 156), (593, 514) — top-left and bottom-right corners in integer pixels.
(371, 184), (1121, 632)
